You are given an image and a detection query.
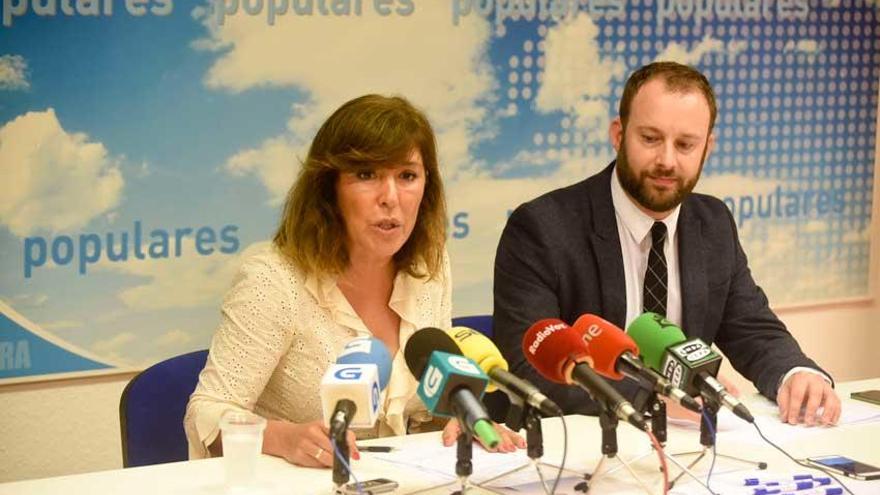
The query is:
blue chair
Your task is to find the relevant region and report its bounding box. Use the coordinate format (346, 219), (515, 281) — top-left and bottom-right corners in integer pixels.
(451, 314), (493, 337)
(119, 349), (208, 467)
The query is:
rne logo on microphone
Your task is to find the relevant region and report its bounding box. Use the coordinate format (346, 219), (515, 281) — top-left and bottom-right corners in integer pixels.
(423, 365), (443, 397)
(334, 367), (363, 380)
(581, 324), (602, 346)
(448, 355), (480, 375)
(527, 323), (566, 355)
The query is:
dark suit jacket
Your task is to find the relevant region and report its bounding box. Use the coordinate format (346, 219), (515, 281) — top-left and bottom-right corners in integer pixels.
(492, 163), (827, 415)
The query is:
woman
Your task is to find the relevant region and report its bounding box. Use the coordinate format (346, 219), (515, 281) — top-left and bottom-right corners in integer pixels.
(184, 94), (522, 468)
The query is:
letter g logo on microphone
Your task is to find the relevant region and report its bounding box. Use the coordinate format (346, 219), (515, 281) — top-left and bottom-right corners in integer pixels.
(334, 367), (363, 380)
(423, 365), (443, 398)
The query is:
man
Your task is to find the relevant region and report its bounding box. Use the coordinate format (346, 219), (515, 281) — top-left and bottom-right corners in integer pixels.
(493, 62), (840, 426)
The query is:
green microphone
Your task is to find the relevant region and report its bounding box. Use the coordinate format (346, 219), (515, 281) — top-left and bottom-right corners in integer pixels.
(627, 313), (755, 423)
(626, 313), (687, 371)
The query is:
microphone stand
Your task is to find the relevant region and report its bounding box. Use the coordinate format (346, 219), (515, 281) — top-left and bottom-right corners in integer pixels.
(667, 394), (767, 487)
(473, 402), (581, 492)
(415, 411), (506, 495)
(575, 406), (655, 495)
(616, 393), (712, 491)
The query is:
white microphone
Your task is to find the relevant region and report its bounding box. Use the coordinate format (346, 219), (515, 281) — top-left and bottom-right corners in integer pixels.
(320, 338), (392, 433)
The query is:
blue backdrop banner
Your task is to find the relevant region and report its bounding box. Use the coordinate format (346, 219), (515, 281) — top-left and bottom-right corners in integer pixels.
(0, 0), (876, 381)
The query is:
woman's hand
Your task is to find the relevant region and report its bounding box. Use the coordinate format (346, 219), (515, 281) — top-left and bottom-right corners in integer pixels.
(262, 419), (360, 468)
(441, 418), (526, 453)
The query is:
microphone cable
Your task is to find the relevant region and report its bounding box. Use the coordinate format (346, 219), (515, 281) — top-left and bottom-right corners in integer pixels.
(331, 437), (364, 495)
(542, 413), (568, 495)
(701, 409), (720, 495)
(751, 421), (854, 495)
(645, 429), (669, 495)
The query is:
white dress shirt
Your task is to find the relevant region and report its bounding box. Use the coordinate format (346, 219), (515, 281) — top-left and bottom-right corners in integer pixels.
(610, 166), (683, 328)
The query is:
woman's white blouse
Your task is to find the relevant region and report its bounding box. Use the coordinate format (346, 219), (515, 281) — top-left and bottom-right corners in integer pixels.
(184, 244), (452, 459)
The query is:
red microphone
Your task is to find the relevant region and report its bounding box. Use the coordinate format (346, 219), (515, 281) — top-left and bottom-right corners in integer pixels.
(572, 314), (639, 380)
(571, 314), (701, 413)
(522, 318), (647, 431)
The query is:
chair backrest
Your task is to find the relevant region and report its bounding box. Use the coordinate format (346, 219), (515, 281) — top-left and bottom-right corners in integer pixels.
(451, 315), (493, 338)
(119, 349), (208, 467)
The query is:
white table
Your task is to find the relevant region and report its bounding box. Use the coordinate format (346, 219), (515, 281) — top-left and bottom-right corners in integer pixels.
(3, 379), (879, 494)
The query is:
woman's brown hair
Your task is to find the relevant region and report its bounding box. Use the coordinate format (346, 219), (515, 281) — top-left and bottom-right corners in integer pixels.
(274, 94), (446, 279)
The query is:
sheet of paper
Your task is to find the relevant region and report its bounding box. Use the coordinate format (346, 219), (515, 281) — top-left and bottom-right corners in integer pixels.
(372, 444), (532, 484)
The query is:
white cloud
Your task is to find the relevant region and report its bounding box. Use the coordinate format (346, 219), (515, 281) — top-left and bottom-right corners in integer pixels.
(654, 35), (725, 65)
(534, 14), (625, 115)
(11, 293), (48, 307)
(98, 240), (270, 311)
(739, 222), (860, 305)
(91, 331), (138, 366)
(224, 136), (303, 205)
(92, 332), (136, 355)
(156, 329), (192, 348)
(0, 54), (28, 90)
(696, 175), (779, 199)
(0, 109), (124, 236)
(447, 149), (612, 289)
(38, 320), (82, 331)
(193, 2), (495, 193)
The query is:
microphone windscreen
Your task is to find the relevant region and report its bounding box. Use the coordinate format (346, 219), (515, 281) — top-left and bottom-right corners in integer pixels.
(446, 327), (507, 392)
(626, 313), (687, 371)
(336, 337), (393, 391)
(571, 314), (639, 380)
(522, 318), (588, 384)
(404, 327), (461, 380)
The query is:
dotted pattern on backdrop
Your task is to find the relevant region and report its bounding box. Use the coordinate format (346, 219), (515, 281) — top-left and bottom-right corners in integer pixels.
(498, 0), (878, 304)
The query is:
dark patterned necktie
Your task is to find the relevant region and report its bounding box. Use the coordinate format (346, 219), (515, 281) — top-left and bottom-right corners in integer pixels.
(643, 222), (668, 316)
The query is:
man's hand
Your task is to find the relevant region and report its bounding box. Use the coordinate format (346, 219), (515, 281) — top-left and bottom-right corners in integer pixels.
(777, 371), (841, 426)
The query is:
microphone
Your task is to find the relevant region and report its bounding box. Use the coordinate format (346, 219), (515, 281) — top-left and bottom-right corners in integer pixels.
(522, 318), (647, 431)
(446, 326), (563, 417)
(627, 313), (755, 423)
(404, 328), (501, 448)
(320, 337), (392, 435)
(571, 314), (701, 413)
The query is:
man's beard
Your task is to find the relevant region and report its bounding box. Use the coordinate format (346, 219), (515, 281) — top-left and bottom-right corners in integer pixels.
(615, 136), (706, 213)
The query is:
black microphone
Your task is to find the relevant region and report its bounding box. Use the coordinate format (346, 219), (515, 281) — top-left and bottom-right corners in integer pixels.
(404, 328), (501, 448)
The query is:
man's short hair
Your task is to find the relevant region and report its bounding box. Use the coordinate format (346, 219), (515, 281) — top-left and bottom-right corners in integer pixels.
(619, 61), (717, 132)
